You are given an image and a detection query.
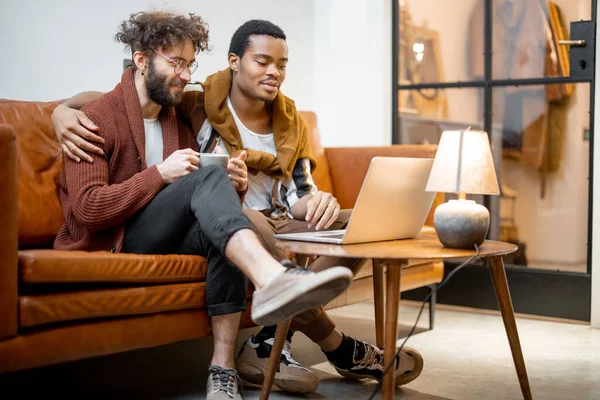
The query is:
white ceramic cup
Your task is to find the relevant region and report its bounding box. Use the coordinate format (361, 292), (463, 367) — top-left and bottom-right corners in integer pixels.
(199, 153), (229, 169)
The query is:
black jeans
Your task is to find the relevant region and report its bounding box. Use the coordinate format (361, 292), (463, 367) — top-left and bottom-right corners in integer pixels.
(122, 165), (253, 317)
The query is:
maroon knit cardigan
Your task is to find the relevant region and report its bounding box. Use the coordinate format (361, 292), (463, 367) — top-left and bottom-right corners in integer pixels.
(54, 68), (199, 252)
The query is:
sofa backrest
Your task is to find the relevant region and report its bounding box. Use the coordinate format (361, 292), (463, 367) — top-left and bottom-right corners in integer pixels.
(1, 101), (439, 247)
(4, 106), (336, 248)
(325, 145), (440, 209)
(0, 100), (64, 248)
(3, 105), (332, 248)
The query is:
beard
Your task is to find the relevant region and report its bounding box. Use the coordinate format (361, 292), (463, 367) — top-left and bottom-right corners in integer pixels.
(255, 88), (277, 103)
(257, 94), (276, 103)
(145, 61), (185, 106)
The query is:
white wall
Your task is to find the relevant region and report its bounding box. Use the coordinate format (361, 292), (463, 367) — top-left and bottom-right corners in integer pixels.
(0, 0), (315, 110)
(312, 0), (391, 147)
(0, 0), (391, 148)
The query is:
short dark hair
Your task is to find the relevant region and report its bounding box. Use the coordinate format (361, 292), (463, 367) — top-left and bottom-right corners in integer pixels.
(228, 19), (286, 57)
(115, 11), (210, 59)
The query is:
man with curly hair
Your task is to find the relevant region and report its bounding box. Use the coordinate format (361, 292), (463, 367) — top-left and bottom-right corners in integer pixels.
(52, 11), (353, 400)
(54, 18), (424, 396)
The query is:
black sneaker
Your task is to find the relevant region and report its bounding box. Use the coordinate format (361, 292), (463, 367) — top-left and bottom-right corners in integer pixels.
(325, 336), (424, 386)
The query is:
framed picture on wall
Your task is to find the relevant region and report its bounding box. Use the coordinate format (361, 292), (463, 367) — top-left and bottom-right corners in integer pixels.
(398, 19), (449, 119)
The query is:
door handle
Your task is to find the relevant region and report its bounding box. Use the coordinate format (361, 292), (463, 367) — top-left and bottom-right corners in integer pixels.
(559, 40), (586, 47)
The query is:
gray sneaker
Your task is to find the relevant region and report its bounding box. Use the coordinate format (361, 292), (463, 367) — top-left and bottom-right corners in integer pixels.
(207, 365), (243, 399)
(251, 262), (353, 326)
(236, 335), (320, 393)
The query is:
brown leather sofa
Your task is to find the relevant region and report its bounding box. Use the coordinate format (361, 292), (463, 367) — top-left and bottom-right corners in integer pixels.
(0, 100), (443, 374)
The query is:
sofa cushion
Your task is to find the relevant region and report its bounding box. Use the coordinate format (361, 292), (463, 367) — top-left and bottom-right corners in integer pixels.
(19, 250), (207, 284)
(0, 100), (64, 247)
(19, 282), (206, 329)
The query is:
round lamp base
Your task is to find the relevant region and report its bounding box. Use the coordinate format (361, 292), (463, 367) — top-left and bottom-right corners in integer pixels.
(434, 200), (490, 249)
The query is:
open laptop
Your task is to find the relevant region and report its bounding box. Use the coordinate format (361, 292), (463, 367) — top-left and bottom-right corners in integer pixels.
(273, 157), (436, 245)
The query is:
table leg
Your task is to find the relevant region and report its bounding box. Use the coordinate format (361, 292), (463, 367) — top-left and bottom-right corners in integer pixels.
(259, 318), (292, 400)
(487, 256), (533, 400)
(382, 260), (402, 400)
(373, 259), (385, 347)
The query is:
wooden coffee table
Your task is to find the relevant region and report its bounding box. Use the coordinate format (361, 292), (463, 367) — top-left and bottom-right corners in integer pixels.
(261, 232), (530, 400)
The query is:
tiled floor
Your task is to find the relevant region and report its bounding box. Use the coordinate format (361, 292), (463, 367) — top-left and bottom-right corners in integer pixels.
(2, 301), (599, 399)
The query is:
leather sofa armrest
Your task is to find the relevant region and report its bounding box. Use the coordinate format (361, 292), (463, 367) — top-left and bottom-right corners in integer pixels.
(0, 125), (18, 339)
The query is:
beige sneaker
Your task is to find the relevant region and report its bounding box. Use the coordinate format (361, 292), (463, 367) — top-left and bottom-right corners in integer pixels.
(206, 365), (243, 399)
(251, 262), (352, 326)
(236, 335), (319, 393)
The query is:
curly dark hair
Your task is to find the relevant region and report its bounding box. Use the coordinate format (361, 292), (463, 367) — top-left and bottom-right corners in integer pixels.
(115, 11), (210, 61)
(228, 19), (286, 58)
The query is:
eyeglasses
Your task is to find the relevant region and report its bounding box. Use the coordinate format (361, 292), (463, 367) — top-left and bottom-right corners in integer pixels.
(152, 49), (198, 75)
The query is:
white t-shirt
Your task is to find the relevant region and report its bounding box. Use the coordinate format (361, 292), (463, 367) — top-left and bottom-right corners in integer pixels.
(143, 118), (163, 168)
(195, 97), (317, 216)
(226, 97), (278, 211)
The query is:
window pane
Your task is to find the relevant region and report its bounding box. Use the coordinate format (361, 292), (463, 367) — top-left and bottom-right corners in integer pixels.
(490, 0), (591, 80)
(493, 83), (590, 273)
(398, 0), (593, 84)
(398, 0), (483, 84)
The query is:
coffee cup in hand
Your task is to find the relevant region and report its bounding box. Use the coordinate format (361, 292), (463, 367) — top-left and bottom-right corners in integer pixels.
(199, 153), (229, 168)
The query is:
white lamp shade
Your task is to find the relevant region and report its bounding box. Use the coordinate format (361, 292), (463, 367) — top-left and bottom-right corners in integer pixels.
(426, 130), (500, 195)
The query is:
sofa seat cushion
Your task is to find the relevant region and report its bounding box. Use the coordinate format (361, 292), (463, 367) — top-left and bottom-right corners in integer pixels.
(19, 282), (206, 329)
(19, 250), (207, 285)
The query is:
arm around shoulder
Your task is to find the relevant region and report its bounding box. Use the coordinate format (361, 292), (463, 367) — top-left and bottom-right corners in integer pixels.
(61, 91), (104, 110)
(53, 92), (106, 163)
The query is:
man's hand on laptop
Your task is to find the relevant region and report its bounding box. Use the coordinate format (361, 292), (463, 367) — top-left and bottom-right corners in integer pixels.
(52, 104), (105, 163)
(157, 149), (200, 184)
(305, 191), (340, 231)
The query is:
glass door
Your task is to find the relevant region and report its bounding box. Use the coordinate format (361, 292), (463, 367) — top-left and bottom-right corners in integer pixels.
(394, 0), (596, 321)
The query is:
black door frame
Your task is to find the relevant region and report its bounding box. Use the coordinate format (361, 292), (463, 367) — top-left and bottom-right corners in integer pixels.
(393, 0), (596, 321)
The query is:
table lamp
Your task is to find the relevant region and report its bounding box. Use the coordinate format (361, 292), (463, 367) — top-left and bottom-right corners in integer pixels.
(425, 129), (500, 249)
